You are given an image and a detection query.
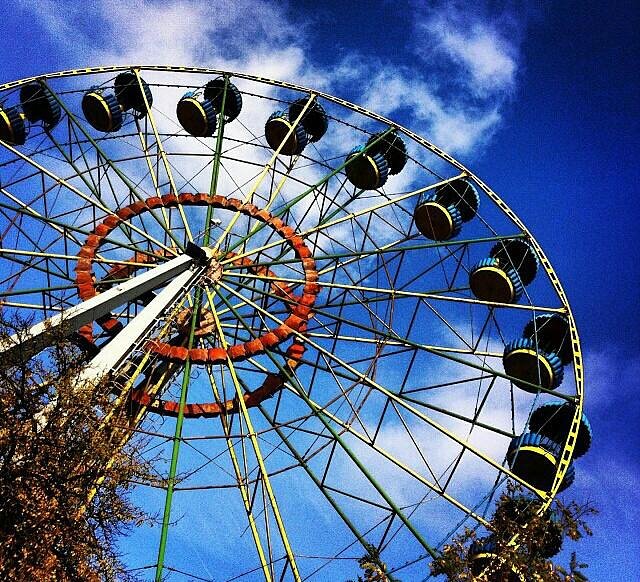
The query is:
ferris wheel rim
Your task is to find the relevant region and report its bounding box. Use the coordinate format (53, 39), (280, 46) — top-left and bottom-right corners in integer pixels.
(0, 65), (585, 579)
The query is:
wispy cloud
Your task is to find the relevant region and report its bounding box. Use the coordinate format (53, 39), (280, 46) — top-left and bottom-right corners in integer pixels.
(414, 1), (521, 97)
(16, 0), (313, 84)
(15, 0), (526, 156)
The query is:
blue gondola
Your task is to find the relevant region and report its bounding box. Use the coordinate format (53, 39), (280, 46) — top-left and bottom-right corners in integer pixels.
(176, 91), (217, 137)
(265, 110), (308, 156)
(82, 90), (123, 133)
(528, 402), (592, 459)
(415, 178), (479, 240)
(414, 191), (463, 241)
(344, 144), (389, 190)
(203, 79), (243, 122)
(507, 432), (575, 492)
(19, 83), (61, 130)
(366, 132), (407, 175)
(469, 239), (537, 303)
(288, 96), (328, 142)
(503, 337), (564, 392)
(469, 256), (524, 303)
(114, 71), (153, 117)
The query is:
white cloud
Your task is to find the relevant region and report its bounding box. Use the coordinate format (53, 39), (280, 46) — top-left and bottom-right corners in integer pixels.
(17, 0), (314, 84)
(335, 60), (471, 154)
(15, 0), (524, 157)
(420, 13), (518, 96)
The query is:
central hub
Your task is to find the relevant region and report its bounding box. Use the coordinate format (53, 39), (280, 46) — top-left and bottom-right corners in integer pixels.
(175, 308), (217, 337)
(204, 258), (223, 284)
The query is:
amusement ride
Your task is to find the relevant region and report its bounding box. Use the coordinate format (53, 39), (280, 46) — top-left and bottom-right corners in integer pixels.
(0, 66), (591, 581)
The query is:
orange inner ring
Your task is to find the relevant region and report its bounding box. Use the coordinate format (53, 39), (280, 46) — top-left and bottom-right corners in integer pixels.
(74, 193), (320, 417)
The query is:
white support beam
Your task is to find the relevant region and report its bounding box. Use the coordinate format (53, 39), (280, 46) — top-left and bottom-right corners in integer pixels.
(33, 256), (209, 431)
(76, 261), (206, 386)
(0, 253), (194, 360)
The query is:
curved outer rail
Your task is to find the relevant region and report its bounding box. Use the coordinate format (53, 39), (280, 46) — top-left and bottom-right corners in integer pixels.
(0, 64), (583, 548)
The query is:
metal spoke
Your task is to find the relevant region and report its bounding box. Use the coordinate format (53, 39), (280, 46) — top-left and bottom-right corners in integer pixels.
(206, 285), (301, 581)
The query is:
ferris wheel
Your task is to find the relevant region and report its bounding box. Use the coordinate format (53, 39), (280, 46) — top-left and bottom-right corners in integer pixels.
(0, 66), (591, 581)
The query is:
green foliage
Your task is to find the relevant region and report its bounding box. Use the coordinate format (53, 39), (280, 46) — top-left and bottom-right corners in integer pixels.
(429, 483), (597, 581)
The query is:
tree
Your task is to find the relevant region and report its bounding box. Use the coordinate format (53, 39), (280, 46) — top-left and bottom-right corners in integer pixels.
(429, 483), (597, 581)
(0, 317), (150, 581)
(347, 543), (402, 582)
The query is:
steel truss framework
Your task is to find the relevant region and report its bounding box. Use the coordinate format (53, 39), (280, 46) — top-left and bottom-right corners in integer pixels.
(0, 66), (583, 582)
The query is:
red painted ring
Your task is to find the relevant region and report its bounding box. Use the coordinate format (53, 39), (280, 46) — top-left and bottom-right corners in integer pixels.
(75, 193), (319, 418)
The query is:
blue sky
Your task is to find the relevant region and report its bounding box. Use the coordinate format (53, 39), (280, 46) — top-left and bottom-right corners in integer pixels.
(1, 1), (639, 580)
